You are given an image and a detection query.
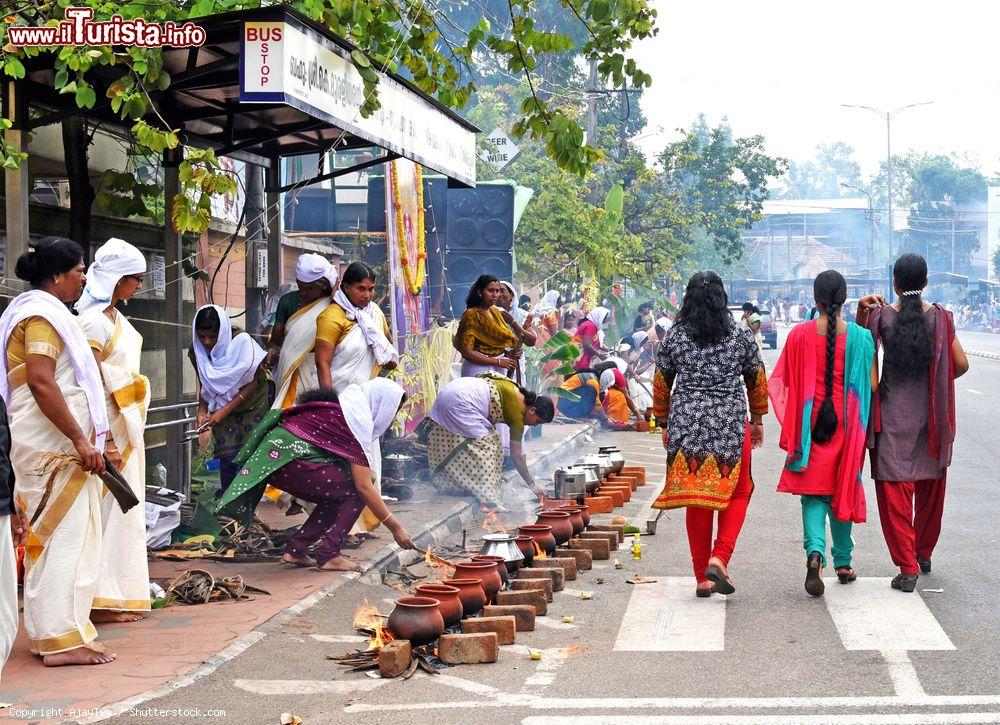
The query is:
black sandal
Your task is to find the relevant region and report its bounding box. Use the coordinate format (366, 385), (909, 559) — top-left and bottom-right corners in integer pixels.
(695, 584), (715, 598)
(891, 573), (918, 592)
(836, 566), (857, 584)
(705, 565), (735, 595)
(918, 558), (932, 574)
(805, 552), (825, 596)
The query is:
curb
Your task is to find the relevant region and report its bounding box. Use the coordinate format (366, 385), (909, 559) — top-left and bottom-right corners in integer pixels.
(82, 420), (597, 724)
(967, 349), (1000, 361)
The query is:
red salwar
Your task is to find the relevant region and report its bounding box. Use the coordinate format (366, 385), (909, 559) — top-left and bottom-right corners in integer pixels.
(685, 426), (754, 583)
(874, 477), (946, 575)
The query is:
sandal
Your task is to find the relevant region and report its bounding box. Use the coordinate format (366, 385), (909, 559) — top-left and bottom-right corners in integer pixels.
(805, 552), (825, 597)
(705, 564), (735, 595)
(891, 573), (918, 592)
(695, 583), (715, 598)
(918, 558), (932, 574)
(836, 566), (857, 584)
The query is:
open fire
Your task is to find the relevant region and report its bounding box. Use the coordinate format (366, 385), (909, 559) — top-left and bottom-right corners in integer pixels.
(353, 599), (394, 651)
(532, 541), (548, 559)
(482, 510), (507, 533)
(424, 547), (456, 581)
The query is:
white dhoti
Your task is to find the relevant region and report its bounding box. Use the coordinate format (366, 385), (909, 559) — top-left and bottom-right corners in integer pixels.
(0, 516), (17, 680)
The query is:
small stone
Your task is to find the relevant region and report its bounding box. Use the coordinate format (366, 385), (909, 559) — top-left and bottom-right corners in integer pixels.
(377, 639), (412, 678)
(438, 632), (499, 664)
(483, 604), (535, 631)
(461, 616), (516, 645)
(495, 589), (546, 615)
(510, 576), (553, 601)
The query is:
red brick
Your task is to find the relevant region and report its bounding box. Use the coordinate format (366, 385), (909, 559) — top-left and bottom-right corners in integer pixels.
(568, 537), (611, 560)
(483, 604), (535, 632)
(557, 546), (593, 570)
(520, 564), (564, 591)
(378, 639), (412, 678)
(584, 495), (614, 513)
(461, 616), (516, 645)
(527, 556), (577, 581)
(589, 524), (625, 542)
(595, 488), (625, 507)
(602, 484), (632, 502)
(495, 589), (546, 615)
(608, 475), (637, 491)
(438, 632), (499, 664)
(510, 577), (553, 601)
(620, 467), (646, 485)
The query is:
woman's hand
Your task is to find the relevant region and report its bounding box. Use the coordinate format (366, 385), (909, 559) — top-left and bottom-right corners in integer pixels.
(382, 360), (398, 372)
(205, 409), (228, 428)
(750, 422), (764, 449)
(196, 410), (209, 429)
(104, 445), (123, 471)
(500, 309), (515, 325)
(858, 294), (886, 311)
(496, 356), (517, 371)
(10, 505), (29, 548)
(388, 520), (416, 550)
(73, 436), (105, 475)
(524, 313), (535, 328)
(532, 484), (549, 501)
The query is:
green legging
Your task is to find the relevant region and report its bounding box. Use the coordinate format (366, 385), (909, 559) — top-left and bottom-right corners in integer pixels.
(801, 495), (854, 568)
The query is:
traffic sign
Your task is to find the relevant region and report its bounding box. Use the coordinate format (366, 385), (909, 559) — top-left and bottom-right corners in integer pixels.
(480, 127), (521, 171)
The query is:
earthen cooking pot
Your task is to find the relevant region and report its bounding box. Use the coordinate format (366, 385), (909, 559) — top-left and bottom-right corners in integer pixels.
(518, 524), (557, 556)
(387, 596), (445, 646)
(514, 535), (536, 565)
(413, 584), (463, 628)
(535, 510), (574, 545)
(444, 577), (488, 617)
(555, 506), (586, 536)
(472, 555), (510, 587)
(452, 560), (502, 603)
(563, 503), (591, 527)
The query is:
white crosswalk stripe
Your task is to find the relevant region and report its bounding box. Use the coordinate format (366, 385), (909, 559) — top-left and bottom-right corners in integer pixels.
(613, 576), (725, 652)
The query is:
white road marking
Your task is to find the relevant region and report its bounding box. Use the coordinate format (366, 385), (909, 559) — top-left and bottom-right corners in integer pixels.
(880, 649), (926, 697)
(967, 389), (984, 395)
(507, 645), (576, 690)
(522, 715), (1000, 725)
(823, 577), (954, 651)
(309, 634), (369, 643)
(430, 673), (501, 695)
(344, 694), (1000, 714)
(535, 616), (578, 630)
(234, 679), (387, 695)
(613, 576), (725, 652)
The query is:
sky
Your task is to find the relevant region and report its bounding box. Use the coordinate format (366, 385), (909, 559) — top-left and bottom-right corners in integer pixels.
(630, 0), (1000, 178)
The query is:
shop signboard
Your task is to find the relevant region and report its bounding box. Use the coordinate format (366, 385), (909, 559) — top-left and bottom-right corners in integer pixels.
(240, 17), (476, 186)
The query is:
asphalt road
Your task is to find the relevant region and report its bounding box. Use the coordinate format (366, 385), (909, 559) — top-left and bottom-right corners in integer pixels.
(99, 345), (1000, 725)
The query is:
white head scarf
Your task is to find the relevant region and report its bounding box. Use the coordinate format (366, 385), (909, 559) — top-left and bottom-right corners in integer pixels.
(532, 289), (560, 316)
(76, 237), (147, 315)
(585, 306), (611, 345)
(192, 304), (266, 412)
(606, 356), (628, 373)
(655, 316), (672, 335)
(631, 330), (649, 349)
(295, 253), (339, 290)
(333, 288), (398, 366)
(599, 368), (617, 391)
(339, 378), (406, 469)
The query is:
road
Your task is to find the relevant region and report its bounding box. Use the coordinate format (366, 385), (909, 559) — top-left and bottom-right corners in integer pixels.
(100, 347), (1000, 725)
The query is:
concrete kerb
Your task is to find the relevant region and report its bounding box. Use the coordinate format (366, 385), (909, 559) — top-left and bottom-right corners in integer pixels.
(967, 349), (1000, 361)
(80, 420), (597, 724)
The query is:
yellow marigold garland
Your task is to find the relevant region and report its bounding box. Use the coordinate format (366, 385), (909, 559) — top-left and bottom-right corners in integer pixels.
(391, 160), (426, 297)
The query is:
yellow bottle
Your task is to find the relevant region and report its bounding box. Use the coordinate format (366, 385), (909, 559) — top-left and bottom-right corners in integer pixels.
(631, 533), (642, 560)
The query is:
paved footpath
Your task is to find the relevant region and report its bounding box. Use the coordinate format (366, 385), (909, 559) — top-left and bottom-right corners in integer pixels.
(86, 350), (1000, 725)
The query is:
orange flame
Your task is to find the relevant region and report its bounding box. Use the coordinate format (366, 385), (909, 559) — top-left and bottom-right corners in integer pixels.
(424, 546), (456, 582)
(353, 599), (394, 651)
(532, 541), (548, 559)
(483, 511), (507, 534)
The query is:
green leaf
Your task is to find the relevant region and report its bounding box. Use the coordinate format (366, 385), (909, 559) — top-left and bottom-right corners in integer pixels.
(76, 84), (96, 109)
(350, 49), (372, 68)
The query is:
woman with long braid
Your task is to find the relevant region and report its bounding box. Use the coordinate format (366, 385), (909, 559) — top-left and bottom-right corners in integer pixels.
(857, 254), (968, 592)
(769, 270), (875, 597)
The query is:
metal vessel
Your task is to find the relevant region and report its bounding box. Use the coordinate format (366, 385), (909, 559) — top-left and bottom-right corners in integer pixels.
(598, 446), (625, 473)
(553, 466), (588, 500)
(479, 533), (525, 567)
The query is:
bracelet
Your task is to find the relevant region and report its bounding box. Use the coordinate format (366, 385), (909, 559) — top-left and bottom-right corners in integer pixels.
(380, 512), (395, 524)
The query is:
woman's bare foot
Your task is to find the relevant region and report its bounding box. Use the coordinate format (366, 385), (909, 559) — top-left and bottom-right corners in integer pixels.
(43, 647), (117, 666)
(316, 556), (362, 572)
(90, 610), (146, 623)
(281, 553), (317, 568)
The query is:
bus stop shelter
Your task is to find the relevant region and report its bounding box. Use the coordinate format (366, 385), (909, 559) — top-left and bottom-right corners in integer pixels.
(2, 3), (478, 491)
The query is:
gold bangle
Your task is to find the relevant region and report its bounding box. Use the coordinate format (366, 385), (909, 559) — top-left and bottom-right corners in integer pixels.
(380, 512), (394, 524)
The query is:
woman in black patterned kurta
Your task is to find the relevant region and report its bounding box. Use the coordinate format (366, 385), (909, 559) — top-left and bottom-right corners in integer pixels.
(652, 272), (768, 597)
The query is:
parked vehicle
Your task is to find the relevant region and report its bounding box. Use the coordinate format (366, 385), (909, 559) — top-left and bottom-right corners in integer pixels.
(759, 310), (777, 349)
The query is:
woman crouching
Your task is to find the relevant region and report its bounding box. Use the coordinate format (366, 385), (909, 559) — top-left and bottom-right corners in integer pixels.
(216, 379), (416, 571)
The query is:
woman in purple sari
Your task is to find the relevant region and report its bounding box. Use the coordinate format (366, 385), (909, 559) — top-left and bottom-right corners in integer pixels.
(216, 379), (416, 571)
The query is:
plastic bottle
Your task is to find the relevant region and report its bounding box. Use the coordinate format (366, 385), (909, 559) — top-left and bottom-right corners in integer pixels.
(631, 533), (642, 560)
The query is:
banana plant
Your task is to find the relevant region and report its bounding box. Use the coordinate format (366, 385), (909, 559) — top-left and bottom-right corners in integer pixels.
(523, 331), (581, 402)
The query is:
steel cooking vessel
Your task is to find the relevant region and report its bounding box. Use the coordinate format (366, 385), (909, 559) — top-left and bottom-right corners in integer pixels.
(553, 466), (588, 500)
(479, 533), (525, 567)
(578, 453), (613, 478)
(598, 446), (625, 473)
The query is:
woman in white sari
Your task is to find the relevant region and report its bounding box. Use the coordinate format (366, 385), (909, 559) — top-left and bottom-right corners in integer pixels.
(270, 253), (338, 410)
(314, 262), (398, 535)
(0, 237), (115, 666)
(77, 238), (150, 623)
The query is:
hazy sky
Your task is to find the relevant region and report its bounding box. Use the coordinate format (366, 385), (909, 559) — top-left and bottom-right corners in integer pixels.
(630, 0), (1000, 178)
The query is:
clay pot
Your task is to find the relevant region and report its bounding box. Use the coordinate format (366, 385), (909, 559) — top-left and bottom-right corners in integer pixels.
(387, 596), (445, 646)
(567, 503), (591, 527)
(535, 510), (574, 545)
(444, 577), (488, 617)
(452, 560), (502, 603)
(556, 506), (585, 536)
(518, 525), (557, 556)
(413, 584), (463, 628)
(472, 555), (510, 587)
(514, 535), (536, 565)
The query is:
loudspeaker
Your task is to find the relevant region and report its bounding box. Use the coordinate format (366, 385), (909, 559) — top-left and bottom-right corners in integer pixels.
(444, 184), (515, 314)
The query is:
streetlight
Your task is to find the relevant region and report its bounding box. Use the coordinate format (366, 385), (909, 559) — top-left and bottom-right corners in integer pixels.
(841, 182), (874, 277)
(841, 102), (934, 261)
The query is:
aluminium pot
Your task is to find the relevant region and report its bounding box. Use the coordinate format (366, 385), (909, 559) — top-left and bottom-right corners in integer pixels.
(553, 466), (589, 500)
(479, 533), (525, 572)
(598, 446), (626, 473)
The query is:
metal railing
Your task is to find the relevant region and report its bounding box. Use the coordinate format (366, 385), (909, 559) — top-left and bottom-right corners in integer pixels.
(145, 400), (198, 501)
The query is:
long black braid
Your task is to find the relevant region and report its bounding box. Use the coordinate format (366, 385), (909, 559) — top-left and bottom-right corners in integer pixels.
(812, 270), (848, 444)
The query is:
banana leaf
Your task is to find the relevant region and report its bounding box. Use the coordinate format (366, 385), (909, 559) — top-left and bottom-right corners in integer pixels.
(540, 344), (580, 363)
(548, 362), (577, 377)
(541, 330), (574, 351)
(549, 387), (580, 402)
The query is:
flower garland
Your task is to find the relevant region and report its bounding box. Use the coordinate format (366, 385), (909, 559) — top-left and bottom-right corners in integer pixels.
(391, 159), (426, 297)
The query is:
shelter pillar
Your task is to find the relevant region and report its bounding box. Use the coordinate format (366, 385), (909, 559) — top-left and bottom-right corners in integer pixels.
(163, 148), (187, 493)
(3, 79), (29, 286)
(266, 158), (282, 290)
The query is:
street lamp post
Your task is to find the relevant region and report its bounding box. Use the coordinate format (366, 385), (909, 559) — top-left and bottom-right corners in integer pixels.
(841, 101), (934, 262)
(841, 182), (874, 277)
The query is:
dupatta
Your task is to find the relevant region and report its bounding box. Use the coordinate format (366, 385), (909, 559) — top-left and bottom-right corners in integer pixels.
(768, 319), (874, 523)
(454, 306), (516, 354)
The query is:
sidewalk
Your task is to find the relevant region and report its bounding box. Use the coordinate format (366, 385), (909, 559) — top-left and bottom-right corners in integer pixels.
(1, 420), (596, 723)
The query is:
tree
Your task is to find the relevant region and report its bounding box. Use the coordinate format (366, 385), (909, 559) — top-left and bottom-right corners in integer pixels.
(779, 142), (863, 199)
(1, 0), (658, 242)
